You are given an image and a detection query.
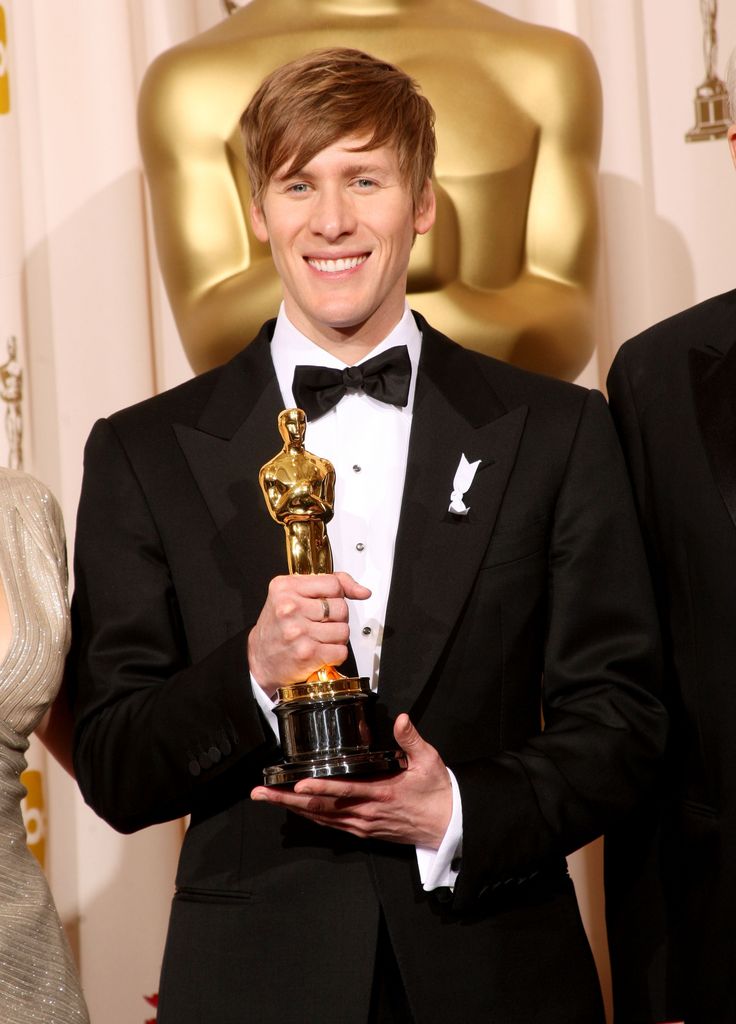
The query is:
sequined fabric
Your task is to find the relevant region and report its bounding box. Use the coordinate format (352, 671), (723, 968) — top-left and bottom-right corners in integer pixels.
(0, 471), (89, 1021)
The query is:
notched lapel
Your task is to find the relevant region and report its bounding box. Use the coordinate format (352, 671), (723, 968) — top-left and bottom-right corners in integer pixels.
(174, 335), (286, 605)
(690, 341), (736, 530)
(379, 325), (528, 718)
(175, 330), (361, 679)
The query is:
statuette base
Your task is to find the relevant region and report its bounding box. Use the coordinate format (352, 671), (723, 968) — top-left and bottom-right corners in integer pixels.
(263, 748), (407, 787)
(263, 675), (407, 785)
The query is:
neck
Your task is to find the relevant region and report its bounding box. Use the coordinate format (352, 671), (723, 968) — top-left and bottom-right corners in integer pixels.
(283, 300), (406, 365)
(305, 332), (386, 365)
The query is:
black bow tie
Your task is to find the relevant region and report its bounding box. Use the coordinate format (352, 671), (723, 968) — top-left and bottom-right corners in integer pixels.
(292, 345), (412, 421)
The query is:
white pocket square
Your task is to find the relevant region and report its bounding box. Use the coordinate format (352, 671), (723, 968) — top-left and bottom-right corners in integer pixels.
(448, 453), (481, 516)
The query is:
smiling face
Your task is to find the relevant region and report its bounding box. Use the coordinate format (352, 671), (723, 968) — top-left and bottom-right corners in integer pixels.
(250, 135), (435, 361)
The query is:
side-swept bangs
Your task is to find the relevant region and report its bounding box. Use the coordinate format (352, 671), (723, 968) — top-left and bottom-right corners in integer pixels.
(241, 48), (436, 208)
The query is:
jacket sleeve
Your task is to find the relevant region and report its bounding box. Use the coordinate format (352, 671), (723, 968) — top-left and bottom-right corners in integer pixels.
(606, 343), (663, 582)
(71, 417), (275, 833)
(604, 344), (675, 1013)
(451, 388), (666, 909)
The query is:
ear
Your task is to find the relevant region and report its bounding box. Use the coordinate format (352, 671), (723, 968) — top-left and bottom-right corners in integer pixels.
(413, 180), (436, 236)
(728, 125), (736, 172)
(250, 200), (270, 243)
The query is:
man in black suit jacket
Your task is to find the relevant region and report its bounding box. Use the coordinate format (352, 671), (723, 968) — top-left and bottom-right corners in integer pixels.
(605, 138), (736, 1024)
(71, 49), (665, 1023)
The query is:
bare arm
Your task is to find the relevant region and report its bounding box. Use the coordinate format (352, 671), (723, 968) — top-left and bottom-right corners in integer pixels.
(35, 679), (75, 777)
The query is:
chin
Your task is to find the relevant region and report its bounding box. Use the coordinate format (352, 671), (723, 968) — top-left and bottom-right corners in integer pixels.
(314, 309), (372, 333)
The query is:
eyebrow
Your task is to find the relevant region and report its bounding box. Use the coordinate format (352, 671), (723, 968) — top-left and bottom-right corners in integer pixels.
(341, 163), (386, 177)
(274, 161), (389, 183)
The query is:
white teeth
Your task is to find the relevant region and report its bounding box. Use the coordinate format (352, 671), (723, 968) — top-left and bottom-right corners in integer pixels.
(307, 255), (368, 273)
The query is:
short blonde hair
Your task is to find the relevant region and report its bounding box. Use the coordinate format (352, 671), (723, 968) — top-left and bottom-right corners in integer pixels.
(240, 48), (436, 208)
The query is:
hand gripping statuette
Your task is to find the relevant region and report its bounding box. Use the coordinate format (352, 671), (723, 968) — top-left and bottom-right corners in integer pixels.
(258, 408), (406, 785)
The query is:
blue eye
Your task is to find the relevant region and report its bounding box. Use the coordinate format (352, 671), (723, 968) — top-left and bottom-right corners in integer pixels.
(288, 182), (309, 194)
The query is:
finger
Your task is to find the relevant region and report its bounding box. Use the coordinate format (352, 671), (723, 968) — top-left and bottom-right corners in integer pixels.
(305, 596), (331, 623)
(306, 596), (349, 624)
(313, 640), (351, 668)
(333, 571), (371, 600)
(250, 786), (336, 812)
(271, 574), (352, 601)
(310, 618), (350, 643)
(283, 641), (350, 682)
(252, 789), (363, 827)
(294, 777), (389, 802)
(393, 714), (433, 762)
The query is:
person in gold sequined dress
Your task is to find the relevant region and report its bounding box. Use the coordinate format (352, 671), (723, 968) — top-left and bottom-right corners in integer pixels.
(0, 469), (88, 1022)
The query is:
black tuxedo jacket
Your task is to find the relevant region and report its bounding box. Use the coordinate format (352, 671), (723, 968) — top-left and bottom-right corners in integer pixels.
(606, 290), (736, 1024)
(71, 316), (664, 1024)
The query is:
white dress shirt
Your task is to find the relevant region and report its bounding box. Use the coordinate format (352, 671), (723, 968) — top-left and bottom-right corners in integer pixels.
(251, 303), (461, 889)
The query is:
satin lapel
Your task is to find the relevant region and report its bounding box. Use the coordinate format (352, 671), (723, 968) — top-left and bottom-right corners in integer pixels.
(173, 328), (360, 677)
(690, 338), (736, 530)
(174, 331), (286, 618)
(378, 323), (528, 719)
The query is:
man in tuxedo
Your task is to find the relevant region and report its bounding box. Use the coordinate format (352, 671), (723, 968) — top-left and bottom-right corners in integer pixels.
(71, 48), (665, 1024)
(604, 53), (736, 1024)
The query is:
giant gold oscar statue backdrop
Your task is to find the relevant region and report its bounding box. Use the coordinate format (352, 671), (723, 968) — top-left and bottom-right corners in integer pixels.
(138, 0), (601, 381)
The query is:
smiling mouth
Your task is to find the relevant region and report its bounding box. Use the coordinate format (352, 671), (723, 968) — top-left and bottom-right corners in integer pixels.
(305, 255), (369, 273)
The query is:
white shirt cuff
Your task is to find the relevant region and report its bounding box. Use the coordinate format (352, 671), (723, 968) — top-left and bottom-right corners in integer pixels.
(251, 672), (280, 740)
(415, 768), (463, 891)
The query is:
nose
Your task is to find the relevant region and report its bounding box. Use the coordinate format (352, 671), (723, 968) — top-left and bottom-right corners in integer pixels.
(308, 185), (356, 241)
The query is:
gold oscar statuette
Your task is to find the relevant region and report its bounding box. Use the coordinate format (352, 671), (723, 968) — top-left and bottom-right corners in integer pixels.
(686, 0), (730, 142)
(258, 408), (406, 786)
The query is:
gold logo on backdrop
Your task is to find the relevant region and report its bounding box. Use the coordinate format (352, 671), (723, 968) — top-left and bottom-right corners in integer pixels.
(0, 5), (9, 116)
(21, 769), (47, 869)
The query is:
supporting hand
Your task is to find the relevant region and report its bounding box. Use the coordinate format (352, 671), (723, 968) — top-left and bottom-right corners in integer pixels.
(251, 714), (453, 849)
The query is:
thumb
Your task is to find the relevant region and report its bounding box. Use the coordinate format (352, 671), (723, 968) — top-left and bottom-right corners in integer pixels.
(335, 571), (371, 600)
(393, 713), (430, 762)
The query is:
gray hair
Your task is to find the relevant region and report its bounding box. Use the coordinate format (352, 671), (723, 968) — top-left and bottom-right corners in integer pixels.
(727, 47), (736, 121)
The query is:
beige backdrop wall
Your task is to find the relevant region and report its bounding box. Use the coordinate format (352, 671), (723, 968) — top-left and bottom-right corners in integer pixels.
(1, 1), (734, 1022)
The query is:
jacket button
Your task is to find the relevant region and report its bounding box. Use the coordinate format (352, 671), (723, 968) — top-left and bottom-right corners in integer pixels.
(188, 759), (201, 777)
(208, 746), (222, 764)
(199, 752), (212, 770)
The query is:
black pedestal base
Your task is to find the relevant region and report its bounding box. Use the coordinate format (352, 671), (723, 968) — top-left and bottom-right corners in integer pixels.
(263, 748), (406, 787)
